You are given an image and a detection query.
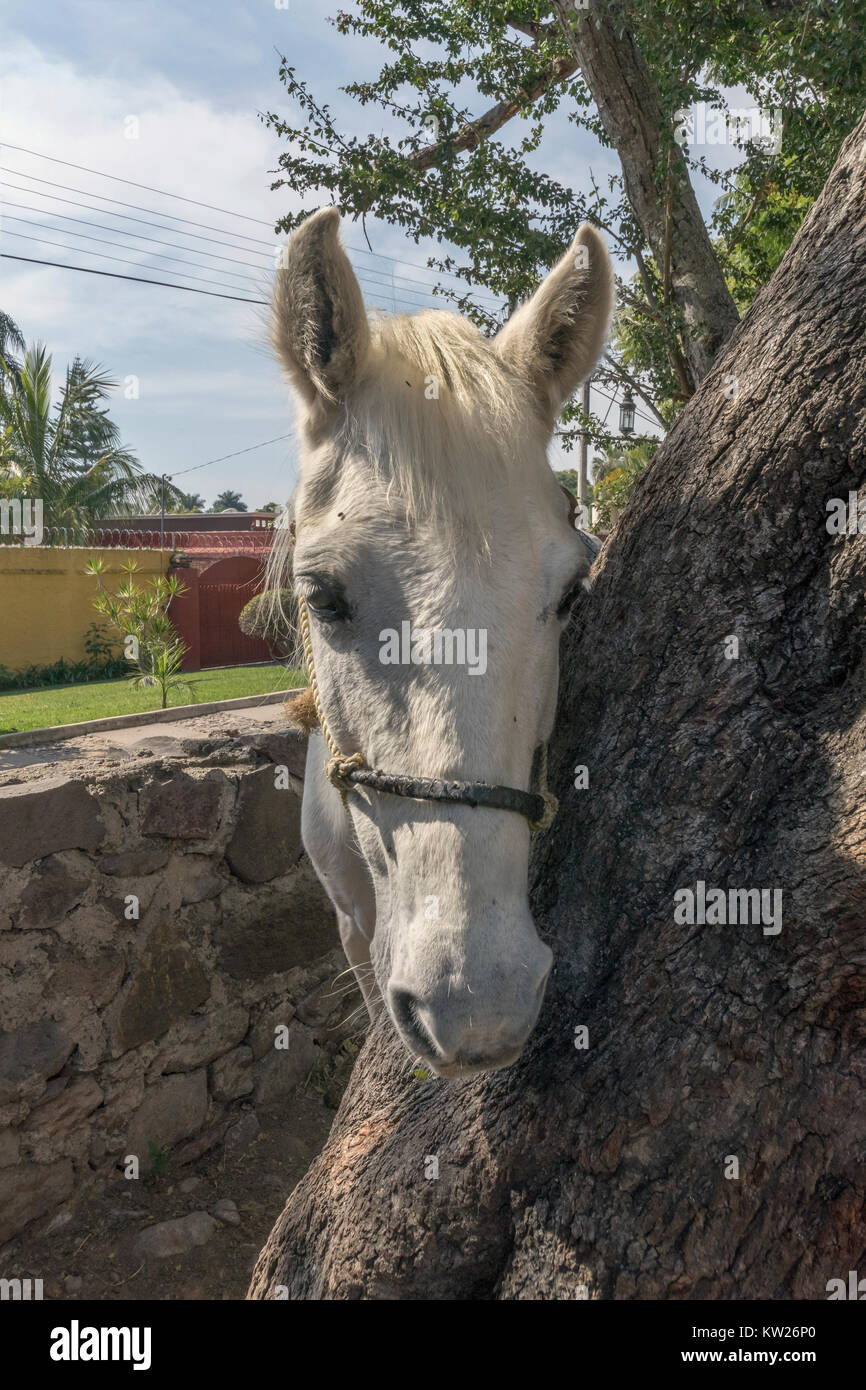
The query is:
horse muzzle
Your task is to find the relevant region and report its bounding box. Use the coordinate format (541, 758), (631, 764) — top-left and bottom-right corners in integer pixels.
(387, 941), (553, 1077)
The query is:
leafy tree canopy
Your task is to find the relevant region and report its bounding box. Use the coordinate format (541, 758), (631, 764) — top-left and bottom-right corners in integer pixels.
(265, 0), (865, 437)
(0, 344), (181, 531)
(170, 491), (207, 513)
(212, 490), (248, 512)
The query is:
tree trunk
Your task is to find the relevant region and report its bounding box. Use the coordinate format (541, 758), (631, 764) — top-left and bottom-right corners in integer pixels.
(549, 0), (740, 388)
(249, 112), (866, 1301)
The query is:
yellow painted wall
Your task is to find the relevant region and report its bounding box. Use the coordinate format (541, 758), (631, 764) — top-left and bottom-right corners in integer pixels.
(0, 548), (168, 671)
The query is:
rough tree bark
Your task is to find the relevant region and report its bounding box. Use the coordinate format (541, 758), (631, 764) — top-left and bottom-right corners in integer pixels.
(549, 0), (740, 388)
(250, 112), (866, 1300)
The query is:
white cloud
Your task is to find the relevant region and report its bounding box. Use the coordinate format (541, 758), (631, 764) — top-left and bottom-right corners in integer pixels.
(0, 37), (301, 497)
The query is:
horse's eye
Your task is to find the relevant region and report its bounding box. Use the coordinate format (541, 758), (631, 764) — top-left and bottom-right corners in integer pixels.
(297, 575), (349, 623)
(308, 599), (344, 622)
(306, 591), (347, 622)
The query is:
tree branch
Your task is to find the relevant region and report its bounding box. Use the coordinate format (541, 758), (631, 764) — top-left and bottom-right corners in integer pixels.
(602, 352), (668, 428)
(633, 248), (658, 307)
(505, 15), (559, 42)
(549, 0), (739, 384)
(408, 53), (579, 171)
(616, 279), (667, 327)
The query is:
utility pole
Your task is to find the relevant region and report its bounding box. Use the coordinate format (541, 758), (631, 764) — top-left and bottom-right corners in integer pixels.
(160, 474), (166, 550)
(578, 377), (592, 529)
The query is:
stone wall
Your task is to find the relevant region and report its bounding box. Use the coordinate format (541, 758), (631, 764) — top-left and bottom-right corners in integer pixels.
(0, 723), (350, 1249)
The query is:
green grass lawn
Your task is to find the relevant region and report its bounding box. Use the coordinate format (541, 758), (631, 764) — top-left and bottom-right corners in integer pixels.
(0, 664), (306, 734)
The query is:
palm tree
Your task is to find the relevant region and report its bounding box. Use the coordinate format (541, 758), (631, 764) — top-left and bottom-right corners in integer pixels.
(0, 344), (181, 533)
(0, 312), (26, 395)
(212, 490), (247, 512)
(172, 492), (206, 513)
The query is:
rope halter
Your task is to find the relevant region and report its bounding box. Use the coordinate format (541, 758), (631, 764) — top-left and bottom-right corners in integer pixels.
(295, 572), (558, 834)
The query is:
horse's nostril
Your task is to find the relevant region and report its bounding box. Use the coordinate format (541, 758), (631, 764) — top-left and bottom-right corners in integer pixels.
(389, 987), (442, 1061)
(388, 972), (548, 1074)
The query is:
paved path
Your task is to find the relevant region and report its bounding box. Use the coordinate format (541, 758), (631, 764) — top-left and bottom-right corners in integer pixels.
(0, 700), (289, 778)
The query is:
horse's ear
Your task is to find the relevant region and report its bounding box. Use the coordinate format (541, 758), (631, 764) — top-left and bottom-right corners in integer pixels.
(272, 207), (369, 407)
(494, 224), (614, 422)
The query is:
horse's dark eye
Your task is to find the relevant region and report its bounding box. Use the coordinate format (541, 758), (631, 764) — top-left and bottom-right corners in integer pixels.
(308, 599), (344, 622)
(306, 591), (347, 622)
(297, 575), (349, 623)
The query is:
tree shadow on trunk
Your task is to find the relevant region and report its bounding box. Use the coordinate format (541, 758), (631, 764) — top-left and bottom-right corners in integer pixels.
(249, 111), (866, 1301)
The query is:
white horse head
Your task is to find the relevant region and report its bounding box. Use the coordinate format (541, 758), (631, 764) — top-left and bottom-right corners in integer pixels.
(272, 208), (613, 1076)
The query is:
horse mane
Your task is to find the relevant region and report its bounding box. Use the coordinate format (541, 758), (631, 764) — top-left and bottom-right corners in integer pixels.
(326, 308), (546, 530)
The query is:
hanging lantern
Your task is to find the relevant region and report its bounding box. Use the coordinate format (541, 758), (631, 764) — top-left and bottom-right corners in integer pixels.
(619, 389), (636, 437)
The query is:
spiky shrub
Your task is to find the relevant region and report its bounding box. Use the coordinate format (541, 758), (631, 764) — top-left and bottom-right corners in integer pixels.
(127, 638), (196, 711)
(86, 556), (196, 709)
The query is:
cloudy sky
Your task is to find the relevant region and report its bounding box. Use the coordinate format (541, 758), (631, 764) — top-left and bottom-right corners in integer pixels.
(1, 2), (745, 510)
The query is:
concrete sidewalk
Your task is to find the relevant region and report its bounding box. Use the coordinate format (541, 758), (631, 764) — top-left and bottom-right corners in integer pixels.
(0, 697), (292, 777)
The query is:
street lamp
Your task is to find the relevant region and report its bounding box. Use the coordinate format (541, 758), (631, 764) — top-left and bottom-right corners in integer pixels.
(619, 389), (636, 437)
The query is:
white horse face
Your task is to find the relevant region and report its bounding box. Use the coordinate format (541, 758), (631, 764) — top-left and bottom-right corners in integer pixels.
(273, 209), (613, 1076)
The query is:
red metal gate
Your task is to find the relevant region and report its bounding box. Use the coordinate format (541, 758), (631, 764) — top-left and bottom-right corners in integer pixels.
(168, 552), (275, 671)
(198, 580), (271, 669)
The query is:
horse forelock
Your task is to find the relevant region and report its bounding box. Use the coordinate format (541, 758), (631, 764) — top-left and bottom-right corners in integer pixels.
(297, 309), (551, 535)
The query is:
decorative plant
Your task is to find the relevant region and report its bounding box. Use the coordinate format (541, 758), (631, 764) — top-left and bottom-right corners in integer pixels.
(86, 555), (196, 709)
(238, 587), (295, 659)
(128, 638), (196, 711)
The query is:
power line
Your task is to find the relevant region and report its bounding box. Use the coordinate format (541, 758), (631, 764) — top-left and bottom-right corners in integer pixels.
(1, 172), (501, 305)
(1, 253), (266, 304)
(1, 231), (266, 297)
(2, 169), (654, 421)
(348, 257), (500, 306)
(4, 239), (658, 425)
(3, 227), (477, 318)
(0, 175), (276, 254)
(4, 155), (646, 415)
(554, 383), (659, 438)
(1, 181), (477, 307)
(348, 251), (500, 308)
(170, 433), (295, 478)
(4, 252), (659, 457)
(2, 142), (274, 225)
(591, 382), (659, 430)
(1, 152), (503, 301)
(0, 249), (454, 321)
(1, 196), (273, 275)
(2, 214), (265, 290)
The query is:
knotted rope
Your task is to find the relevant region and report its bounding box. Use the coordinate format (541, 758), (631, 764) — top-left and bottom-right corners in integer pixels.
(297, 592), (366, 801)
(296, 588), (556, 832)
